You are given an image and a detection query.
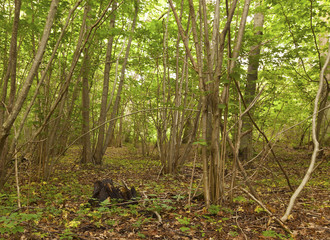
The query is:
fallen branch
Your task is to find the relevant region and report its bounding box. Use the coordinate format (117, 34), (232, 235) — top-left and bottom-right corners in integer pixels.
(153, 210), (162, 224)
(241, 188), (292, 234)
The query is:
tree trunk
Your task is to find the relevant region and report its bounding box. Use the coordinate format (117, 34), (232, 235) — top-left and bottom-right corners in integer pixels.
(316, 30), (330, 147)
(0, 0), (21, 187)
(210, 0), (249, 204)
(281, 35), (330, 223)
(93, 1), (117, 164)
(81, 3), (92, 164)
(101, 0), (139, 162)
(240, 2), (264, 161)
(161, 3), (171, 174)
(169, 0), (250, 205)
(0, 0), (59, 187)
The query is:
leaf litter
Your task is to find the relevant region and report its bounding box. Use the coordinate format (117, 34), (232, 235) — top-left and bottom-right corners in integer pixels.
(0, 145), (329, 239)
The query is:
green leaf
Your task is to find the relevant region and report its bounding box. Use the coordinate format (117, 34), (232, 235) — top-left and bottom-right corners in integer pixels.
(218, 103), (226, 109)
(262, 230), (278, 237)
(193, 139), (207, 146)
(180, 226), (190, 233)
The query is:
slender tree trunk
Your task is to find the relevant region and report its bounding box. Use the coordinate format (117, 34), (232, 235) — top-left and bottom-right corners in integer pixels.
(81, 48), (92, 163)
(316, 31), (330, 147)
(93, 1), (117, 164)
(101, 0), (139, 162)
(168, 0), (186, 172)
(161, 3), (171, 174)
(0, 0), (59, 187)
(169, 0), (248, 205)
(210, 0), (244, 204)
(0, 0), (21, 187)
(240, 2), (264, 161)
(6, 0), (21, 114)
(281, 36), (330, 223)
(81, 3), (92, 164)
(0, 0), (21, 125)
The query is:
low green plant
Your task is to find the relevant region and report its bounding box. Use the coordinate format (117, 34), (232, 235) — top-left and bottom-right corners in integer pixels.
(146, 197), (174, 212)
(137, 232), (146, 238)
(233, 196), (248, 203)
(229, 231), (238, 237)
(262, 230), (291, 239)
(59, 228), (75, 240)
(172, 194), (185, 201)
(180, 226), (190, 233)
(208, 205), (221, 215)
(176, 216), (191, 225)
(0, 212), (42, 235)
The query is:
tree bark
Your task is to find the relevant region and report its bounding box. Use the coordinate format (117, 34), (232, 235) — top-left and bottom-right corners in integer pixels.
(240, 2), (264, 161)
(169, 0), (250, 205)
(0, 0), (59, 186)
(101, 0), (139, 162)
(316, 29), (330, 147)
(81, 2), (92, 164)
(0, 0), (22, 187)
(93, 1), (117, 164)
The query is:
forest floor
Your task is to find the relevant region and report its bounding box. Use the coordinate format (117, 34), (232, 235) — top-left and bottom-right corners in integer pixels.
(0, 144), (329, 239)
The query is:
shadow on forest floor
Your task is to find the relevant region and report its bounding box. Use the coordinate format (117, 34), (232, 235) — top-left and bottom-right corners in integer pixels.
(0, 144), (329, 239)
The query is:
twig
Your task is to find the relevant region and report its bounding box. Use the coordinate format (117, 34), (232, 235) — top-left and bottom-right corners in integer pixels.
(157, 165), (164, 181)
(241, 188), (292, 234)
(187, 150), (197, 210)
(192, 174), (203, 201)
(312, 156), (327, 172)
(14, 154), (21, 208)
(235, 210), (248, 240)
(121, 179), (130, 191)
(153, 210), (162, 224)
(232, 75), (294, 191)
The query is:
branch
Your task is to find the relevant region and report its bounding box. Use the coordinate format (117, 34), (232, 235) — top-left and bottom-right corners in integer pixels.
(281, 37), (330, 222)
(241, 188), (292, 234)
(232, 75), (294, 191)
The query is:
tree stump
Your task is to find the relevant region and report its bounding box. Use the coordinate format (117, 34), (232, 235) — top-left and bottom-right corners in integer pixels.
(89, 179), (137, 207)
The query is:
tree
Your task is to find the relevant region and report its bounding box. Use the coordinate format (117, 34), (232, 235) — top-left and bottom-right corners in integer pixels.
(281, 32), (330, 223)
(169, 0), (251, 205)
(0, 0), (59, 187)
(240, 1), (264, 162)
(97, 0), (139, 164)
(93, 1), (117, 165)
(316, 12), (330, 147)
(81, 2), (92, 164)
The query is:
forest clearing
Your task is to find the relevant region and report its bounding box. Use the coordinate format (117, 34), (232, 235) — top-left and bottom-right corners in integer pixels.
(0, 0), (329, 239)
(0, 145), (329, 239)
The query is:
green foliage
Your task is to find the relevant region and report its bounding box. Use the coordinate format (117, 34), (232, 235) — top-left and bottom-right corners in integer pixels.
(137, 232), (146, 238)
(0, 212), (42, 235)
(176, 216), (191, 225)
(229, 231), (238, 237)
(180, 226), (190, 233)
(262, 230), (290, 240)
(146, 197), (175, 212)
(193, 139), (208, 146)
(233, 196), (248, 203)
(208, 205), (221, 215)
